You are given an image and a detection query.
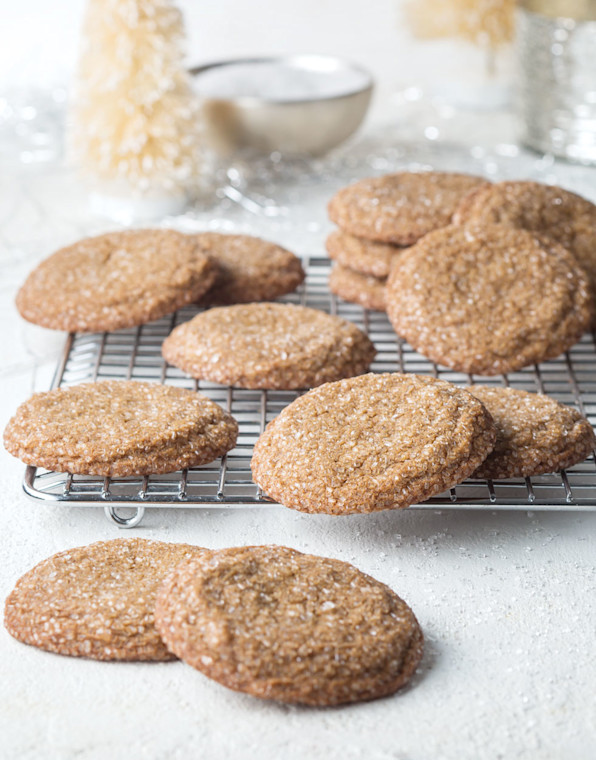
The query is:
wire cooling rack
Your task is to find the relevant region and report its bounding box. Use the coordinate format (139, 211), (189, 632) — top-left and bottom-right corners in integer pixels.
(23, 257), (596, 526)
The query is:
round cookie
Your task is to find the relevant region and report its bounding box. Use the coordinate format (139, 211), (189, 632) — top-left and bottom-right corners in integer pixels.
(16, 229), (216, 332)
(328, 171), (490, 245)
(3, 380), (238, 476)
(325, 229), (405, 278)
(386, 224), (593, 375)
(4, 539), (206, 661)
(162, 302), (376, 389)
(329, 263), (386, 312)
(194, 232), (305, 305)
(251, 373), (496, 514)
(466, 386), (595, 479)
(155, 545), (424, 706)
(452, 180), (596, 304)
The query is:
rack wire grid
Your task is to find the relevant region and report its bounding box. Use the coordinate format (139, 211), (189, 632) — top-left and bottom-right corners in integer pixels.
(23, 256), (596, 526)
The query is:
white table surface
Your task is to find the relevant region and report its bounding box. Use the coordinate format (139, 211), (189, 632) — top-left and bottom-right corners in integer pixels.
(1, 101), (595, 760)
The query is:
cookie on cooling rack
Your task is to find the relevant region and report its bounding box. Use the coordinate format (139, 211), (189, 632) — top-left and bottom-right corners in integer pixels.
(162, 302), (376, 389)
(16, 229), (216, 333)
(453, 180), (596, 311)
(4, 539), (206, 661)
(155, 545), (424, 706)
(194, 232), (305, 305)
(328, 171), (489, 245)
(3, 380), (238, 476)
(386, 225), (593, 376)
(251, 373), (496, 514)
(328, 263), (387, 312)
(466, 386), (595, 479)
(325, 229), (405, 279)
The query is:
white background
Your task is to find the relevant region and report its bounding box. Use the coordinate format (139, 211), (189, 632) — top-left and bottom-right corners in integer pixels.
(0, 0), (514, 114)
(1, 1), (413, 88)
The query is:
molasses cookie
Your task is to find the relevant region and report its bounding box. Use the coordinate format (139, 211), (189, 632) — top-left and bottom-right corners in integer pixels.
(251, 373), (496, 514)
(195, 232), (305, 305)
(4, 539), (206, 661)
(16, 229), (216, 332)
(328, 171), (489, 245)
(467, 385), (595, 479)
(3, 380), (238, 476)
(162, 303), (375, 389)
(386, 225), (593, 375)
(155, 545), (424, 706)
(329, 263), (386, 312)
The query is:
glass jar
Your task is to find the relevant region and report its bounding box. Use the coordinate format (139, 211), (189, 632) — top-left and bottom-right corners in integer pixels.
(518, 0), (596, 163)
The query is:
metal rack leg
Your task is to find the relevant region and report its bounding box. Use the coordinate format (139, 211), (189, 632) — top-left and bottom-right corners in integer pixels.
(103, 505), (145, 528)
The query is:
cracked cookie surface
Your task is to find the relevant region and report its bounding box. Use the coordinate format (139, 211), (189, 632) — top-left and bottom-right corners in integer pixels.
(386, 224), (593, 375)
(155, 545), (424, 706)
(251, 373), (496, 514)
(453, 180), (596, 312)
(16, 229), (216, 332)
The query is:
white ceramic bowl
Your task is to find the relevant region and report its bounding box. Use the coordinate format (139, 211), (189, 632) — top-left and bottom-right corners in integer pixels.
(191, 55), (374, 156)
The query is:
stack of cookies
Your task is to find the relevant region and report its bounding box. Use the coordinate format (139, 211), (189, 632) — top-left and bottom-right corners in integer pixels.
(328, 173), (596, 377)
(326, 171), (490, 311)
(385, 178), (596, 375)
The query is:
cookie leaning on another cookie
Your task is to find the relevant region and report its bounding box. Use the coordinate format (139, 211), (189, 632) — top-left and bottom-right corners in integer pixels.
(328, 171), (490, 245)
(4, 539), (206, 661)
(466, 386), (595, 479)
(251, 373), (496, 514)
(3, 380), (238, 476)
(155, 545), (424, 706)
(194, 232), (305, 305)
(386, 224), (593, 375)
(162, 303), (376, 389)
(329, 263), (387, 312)
(16, 229), (216, 332)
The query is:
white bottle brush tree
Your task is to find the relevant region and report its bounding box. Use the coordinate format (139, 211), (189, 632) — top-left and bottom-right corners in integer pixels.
(70, 0), (201, 216)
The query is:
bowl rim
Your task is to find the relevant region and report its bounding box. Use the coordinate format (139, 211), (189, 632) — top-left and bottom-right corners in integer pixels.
(189, 54), (374, 106)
